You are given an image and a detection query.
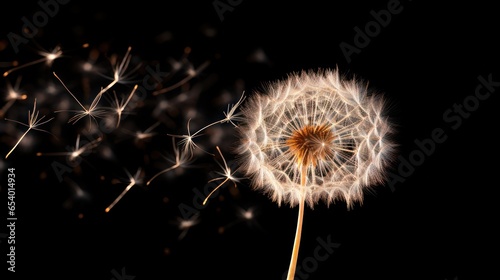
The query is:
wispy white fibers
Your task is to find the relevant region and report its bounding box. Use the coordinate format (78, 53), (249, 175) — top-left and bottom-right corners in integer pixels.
(235, 68), (397, 279)
(236, 68), (396, 209)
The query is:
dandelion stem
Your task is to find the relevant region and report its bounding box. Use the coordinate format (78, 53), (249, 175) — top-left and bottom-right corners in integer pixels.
(286, 165), (307, 280)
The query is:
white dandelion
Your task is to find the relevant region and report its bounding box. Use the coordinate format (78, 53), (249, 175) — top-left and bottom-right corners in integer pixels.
(235, 68), (396, 280)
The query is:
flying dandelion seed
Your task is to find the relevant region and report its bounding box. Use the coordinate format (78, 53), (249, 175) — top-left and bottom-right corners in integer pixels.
(132, 121), (161, 141)
(168, 118), (213, 158)
(36, 134), (102, 163)
(235, 68), (396, 280)
(168, 92), (246, 157)
(107, 84), (139, 128)
(105, 167), (144, 213)
(152, 60), (210, 96)
(1, 76), (27, 118)
(95, 46), (139, 96)
(152, 46), (210, 96)
(3, 45), (63, 77)
(119, 121), (161, 145)
(53, 47), (138, 129)
(174, 213), (201, 240)
(146, 137), (193, 186)
(202, 146), (240, 206)
(4, 98), (54, 159)
(53, 72), (108, 128)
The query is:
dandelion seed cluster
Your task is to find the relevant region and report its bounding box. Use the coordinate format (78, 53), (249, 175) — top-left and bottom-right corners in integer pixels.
(236, 69), (396, 208)
(1, 42), (238, 216)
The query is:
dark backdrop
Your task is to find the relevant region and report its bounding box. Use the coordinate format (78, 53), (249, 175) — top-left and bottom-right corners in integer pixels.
(0, 1), (498, 279)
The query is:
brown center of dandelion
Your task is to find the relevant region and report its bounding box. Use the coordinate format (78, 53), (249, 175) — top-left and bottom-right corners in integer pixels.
(286, 124), (335, 168)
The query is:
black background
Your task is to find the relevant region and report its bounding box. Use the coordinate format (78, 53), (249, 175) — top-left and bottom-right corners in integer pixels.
(0, 1), (498, 279)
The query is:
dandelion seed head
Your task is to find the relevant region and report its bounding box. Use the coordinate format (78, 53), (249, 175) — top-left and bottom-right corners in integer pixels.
(235, 68), (396, 209)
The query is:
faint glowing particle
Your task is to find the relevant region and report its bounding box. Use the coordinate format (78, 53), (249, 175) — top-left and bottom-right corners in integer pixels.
(175, 214), (200, 240)
(1, 76), (27, 118)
